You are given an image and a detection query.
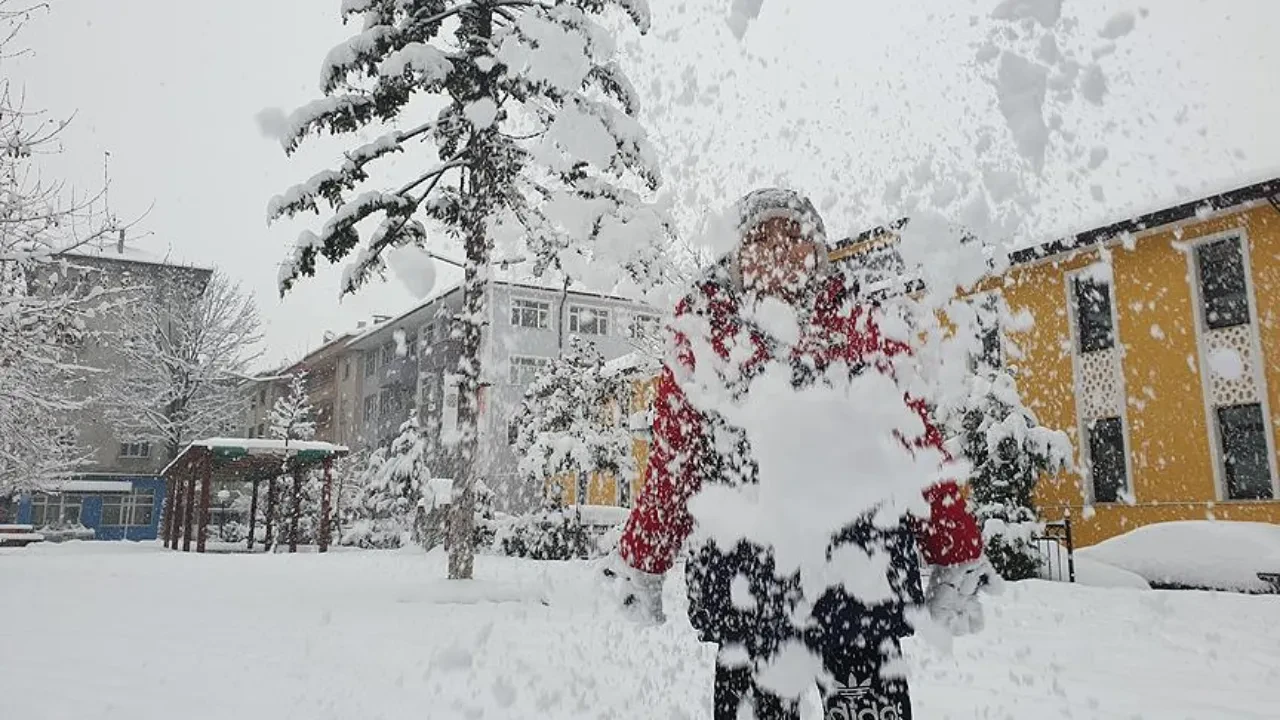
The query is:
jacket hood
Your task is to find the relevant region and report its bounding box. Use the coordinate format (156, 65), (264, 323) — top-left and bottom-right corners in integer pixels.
(720, 188), (833, 295)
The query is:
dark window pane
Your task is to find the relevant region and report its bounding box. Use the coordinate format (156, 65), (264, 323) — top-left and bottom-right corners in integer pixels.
(1197, 238), (1250, 330)
(102, 496), (123, 526)
(1074, 278), (1115, 353)
(1089, 416), (1127, 503)
(1218, 404), (1273, 500)
(132, 491), (155, 526)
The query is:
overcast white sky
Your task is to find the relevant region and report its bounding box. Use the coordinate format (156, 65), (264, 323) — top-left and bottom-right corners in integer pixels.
(10, 0), (1280, 366)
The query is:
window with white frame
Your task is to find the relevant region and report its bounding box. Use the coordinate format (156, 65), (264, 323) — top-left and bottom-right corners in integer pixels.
(511, 298), (550, 329)
(101, 489), (156, 527)
(627, 313), (661, 340)
(1072, 277), (1115, 353)
(29, 493), (85, 528)
(381, 342), (395, 366)
(1196, 236), (1251, 330)
(364, 350), (377, 377)
(1086, 416), (1127, 503)
(509, 356), (549, 385)
(569, 305), (609, 335)
(1216, 404), (1273, 500)
(423, 321), (435, 347)
(118, 441), (151, 459)
(363, 394), (378, 424)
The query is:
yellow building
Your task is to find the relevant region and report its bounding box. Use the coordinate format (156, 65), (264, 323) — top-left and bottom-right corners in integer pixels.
(831, 177), (1280, 546)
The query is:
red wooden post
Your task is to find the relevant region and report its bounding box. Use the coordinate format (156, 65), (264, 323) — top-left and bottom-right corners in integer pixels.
(247, 477), (260, 552)
(264, 476), (276, 550)
(289, 465), (303, 553)
(182, 458), (197, 552)
(196, 452), (213, 553)
(319, 457), (333, 553)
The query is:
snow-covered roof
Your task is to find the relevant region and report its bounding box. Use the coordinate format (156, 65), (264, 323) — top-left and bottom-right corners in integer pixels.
(161, 437), (349, 476)
(192, 437), (347, 454)
(52, 480), (133, 493)
(61, 241), (213, 273)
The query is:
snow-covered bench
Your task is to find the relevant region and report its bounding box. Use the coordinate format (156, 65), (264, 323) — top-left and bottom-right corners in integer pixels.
(0, 524), (45, 547)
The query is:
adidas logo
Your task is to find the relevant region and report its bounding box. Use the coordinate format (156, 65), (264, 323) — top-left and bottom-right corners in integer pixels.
(834, 675), (875, 699)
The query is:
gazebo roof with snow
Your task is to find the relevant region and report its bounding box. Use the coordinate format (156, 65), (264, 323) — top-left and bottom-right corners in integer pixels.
(161, 437), (349, 479)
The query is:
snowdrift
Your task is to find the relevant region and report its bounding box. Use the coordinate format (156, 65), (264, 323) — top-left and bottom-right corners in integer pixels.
(1078, 521), (1280, 593)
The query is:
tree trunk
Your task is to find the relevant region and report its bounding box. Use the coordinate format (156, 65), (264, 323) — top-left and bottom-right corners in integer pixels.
(447, 4), (496, 581)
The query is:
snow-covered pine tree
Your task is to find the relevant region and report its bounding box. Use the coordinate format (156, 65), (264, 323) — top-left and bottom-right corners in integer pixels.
(512, 336), (634, 505)
(268, 370), (317, 442)
(265, 0), (668, 578)
(265, 370), (321, 548)
(952, 301), (1073, 581)
(348, 411), (428, 548)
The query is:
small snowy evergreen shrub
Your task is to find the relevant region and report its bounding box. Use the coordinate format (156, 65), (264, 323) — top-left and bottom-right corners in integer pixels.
(958, 372), (1072, 580)
(494, 502), (594, 561)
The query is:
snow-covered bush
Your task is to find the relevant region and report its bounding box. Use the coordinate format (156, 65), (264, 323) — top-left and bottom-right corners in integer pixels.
(511, 337), (637, 504)
(494, 502), (594, 561)
(953, 370), (1072, 580)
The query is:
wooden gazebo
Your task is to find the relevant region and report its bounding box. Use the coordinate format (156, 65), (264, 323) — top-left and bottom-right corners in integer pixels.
(160, 438), (348, 553)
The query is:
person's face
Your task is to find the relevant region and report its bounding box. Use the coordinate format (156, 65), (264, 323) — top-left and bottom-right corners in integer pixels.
(738, 217), (821, 299)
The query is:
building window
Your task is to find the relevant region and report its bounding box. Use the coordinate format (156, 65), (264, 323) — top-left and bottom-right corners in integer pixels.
(30, 493), (85, 528)
(363, 395), (378, 424)
(1217, 403), (1273, 500)
(569, 306), (609, 336)
(247, 426), (256, 439)
(102, 489), (155, 527)
(381, 342), (395, 366)
(1196, 236), (1250, 330)
(364, 350), (377, 377)
(423, 321), (435, 347)
(343, 359), (351, 381)
(256, 422), (265, 438)
(509, 356), (549, 385)
(627, 313), (661, 340)
(511, 298), (550, 329)
(1073, 277), (1115, 353)
(508, 419), (521, 446)
(1087, 416), (1127, 503)
(258, 389), (266, 405)
(118, 441), (151, 459)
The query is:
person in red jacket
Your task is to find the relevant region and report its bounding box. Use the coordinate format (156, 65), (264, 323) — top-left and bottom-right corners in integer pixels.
(605, 189), (1000, 720)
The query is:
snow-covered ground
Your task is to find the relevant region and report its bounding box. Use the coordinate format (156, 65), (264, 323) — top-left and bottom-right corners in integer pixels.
(2, 542), (1277, 719)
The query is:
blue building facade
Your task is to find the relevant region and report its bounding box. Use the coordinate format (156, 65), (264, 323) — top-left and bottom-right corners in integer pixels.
(17, 476), (166, 541)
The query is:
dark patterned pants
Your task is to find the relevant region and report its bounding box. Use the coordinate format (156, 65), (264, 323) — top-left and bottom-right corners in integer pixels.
(713, 642), (912, 720)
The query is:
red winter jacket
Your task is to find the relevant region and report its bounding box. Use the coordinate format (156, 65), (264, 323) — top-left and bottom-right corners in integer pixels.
(618, 275), (983, 576)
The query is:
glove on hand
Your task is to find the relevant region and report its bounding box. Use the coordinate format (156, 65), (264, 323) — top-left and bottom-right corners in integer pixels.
(600, 553), (665, 624)
(926, 556), (1004, 636)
